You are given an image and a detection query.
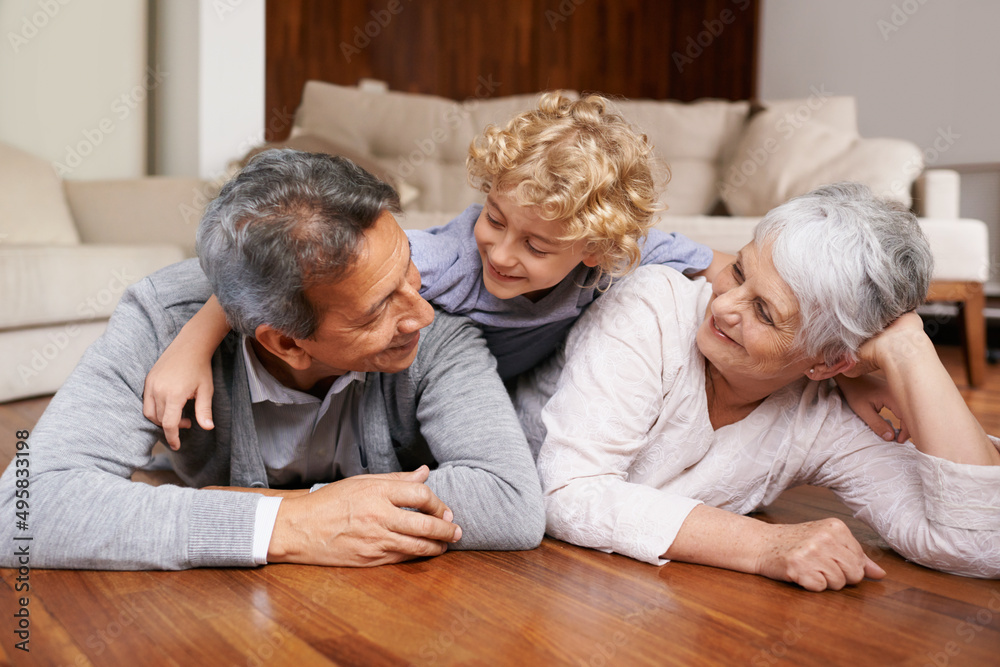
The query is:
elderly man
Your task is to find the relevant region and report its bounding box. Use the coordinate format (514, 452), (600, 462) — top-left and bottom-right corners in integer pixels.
(0, 151), (544, 570)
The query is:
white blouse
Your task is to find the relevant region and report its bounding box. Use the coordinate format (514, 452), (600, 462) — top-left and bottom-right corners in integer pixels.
(516, 266), (1000, 577)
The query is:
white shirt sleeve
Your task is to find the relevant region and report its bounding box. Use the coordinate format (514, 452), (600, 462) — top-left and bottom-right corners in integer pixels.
(535, 269), (705, 565)
(251, 496), (283, 565)
(802, 392), (1000, 578)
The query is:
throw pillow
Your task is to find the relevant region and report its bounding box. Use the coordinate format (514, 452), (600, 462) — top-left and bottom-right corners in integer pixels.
(719, 107), (923, 216)
(0, 142), (80, 245)
(233, 134), (420, 207)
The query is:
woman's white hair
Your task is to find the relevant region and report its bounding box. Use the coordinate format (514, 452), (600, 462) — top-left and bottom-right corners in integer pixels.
(752, 182), (933, 365)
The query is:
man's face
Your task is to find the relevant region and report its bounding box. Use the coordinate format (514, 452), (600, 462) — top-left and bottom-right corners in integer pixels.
(294, 211), (435, 376)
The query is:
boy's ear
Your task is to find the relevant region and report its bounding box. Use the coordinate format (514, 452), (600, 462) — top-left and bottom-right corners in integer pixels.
(807, 357), (856, 381)
(581, 253), (602, 268)
(254, 324), (313, 371)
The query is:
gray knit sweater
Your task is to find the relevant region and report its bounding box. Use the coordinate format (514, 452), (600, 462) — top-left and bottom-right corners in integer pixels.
(0, 260), (544, 570)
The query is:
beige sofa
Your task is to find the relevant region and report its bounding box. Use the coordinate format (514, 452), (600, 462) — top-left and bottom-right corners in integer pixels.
(287, 81), (990, 386)
(0, 142), (217, 401)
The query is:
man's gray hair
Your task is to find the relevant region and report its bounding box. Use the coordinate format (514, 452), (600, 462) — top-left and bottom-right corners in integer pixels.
(196, 149), (401, 339)
(753, 182), (933, 365)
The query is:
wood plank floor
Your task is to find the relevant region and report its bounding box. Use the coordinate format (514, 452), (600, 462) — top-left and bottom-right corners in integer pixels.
(0, 344), (998, 666)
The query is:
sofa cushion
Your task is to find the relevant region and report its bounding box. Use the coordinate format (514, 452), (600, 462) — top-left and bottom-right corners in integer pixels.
(656, 214), (989, 283)
(0, 244), (185, 329)
(616, 99), (750, 216)
(759, 95), (859, 135)
(239, 133), (400, 185)
(0, 142), (80, 245)
(719, 107), (923, 216)
(295, 81), (547, 212)
(234, 133), (420, 207)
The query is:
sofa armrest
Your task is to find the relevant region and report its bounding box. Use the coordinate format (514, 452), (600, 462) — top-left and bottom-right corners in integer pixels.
(913, 169), (960, 219)
(63, 177), (221, 256)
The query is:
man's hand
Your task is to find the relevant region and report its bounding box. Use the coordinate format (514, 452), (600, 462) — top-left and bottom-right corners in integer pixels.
(267, 466), (462, 567)
(754, 518), (885, 592)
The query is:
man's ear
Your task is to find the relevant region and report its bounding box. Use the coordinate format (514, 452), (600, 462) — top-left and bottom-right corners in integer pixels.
(254, 324), (313, 371)
(807, 357), (856, 381)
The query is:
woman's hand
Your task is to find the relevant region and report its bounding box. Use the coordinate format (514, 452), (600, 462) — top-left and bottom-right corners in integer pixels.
(834, 374), (909, 443)
(853, 311), (928, 374)
(852, 311), (999, 466)
(665, 505), (884, 592)
(755, 519), (886, 592)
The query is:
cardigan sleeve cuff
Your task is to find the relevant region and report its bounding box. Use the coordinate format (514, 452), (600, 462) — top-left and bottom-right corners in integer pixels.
(186, 491), (262, 568)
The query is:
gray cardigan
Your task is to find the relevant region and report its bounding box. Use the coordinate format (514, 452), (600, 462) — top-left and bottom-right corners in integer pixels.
(0, 260), (544, 570)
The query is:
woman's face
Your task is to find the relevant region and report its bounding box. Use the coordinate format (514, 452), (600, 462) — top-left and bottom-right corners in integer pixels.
(696, 241), (809, 383)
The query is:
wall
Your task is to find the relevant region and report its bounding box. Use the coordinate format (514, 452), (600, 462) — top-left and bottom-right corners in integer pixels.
(264, 0), (760, 142)
(153, 0), (265, 179)
(759, 0), (1000, 293)
(760, 0), (999, 164)
(0, 0), (149, 179)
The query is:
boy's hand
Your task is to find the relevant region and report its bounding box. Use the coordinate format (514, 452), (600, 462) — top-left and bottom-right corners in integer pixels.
(142, 345), (215, 450)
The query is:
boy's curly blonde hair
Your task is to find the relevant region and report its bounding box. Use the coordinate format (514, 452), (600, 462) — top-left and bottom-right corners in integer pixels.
(467, 92), (667, 278)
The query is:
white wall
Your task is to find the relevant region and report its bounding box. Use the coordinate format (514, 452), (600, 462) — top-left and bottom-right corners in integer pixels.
(759, 0), (1000, 166)
(0, 0), (149, 179)
(154, 0), (265, 179)
(760, 0), (1000, 294)
(153, 0), (200, 176)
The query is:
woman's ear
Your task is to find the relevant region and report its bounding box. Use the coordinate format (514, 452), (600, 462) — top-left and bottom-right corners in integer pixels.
(254, 324), (313, 371)
(807, 357), (856, 381)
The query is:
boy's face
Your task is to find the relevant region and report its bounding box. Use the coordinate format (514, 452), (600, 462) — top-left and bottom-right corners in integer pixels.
(473, 189), (599, 301)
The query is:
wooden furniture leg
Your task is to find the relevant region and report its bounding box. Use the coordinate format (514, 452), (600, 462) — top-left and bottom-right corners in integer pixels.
(926, 280), (986, 388)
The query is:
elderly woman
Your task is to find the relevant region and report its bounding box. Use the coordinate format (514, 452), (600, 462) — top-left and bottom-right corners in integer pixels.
(517, 183), (1000, 591)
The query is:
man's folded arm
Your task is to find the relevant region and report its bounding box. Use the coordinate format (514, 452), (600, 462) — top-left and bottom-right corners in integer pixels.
(0, 276), (263, 570)
(412, 313), (545, 551)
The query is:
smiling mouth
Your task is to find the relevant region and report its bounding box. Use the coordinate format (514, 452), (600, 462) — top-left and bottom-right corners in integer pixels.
(711, 317), (740, 346)
(486, 260), (522, 282)
(389, 334), (419, 353)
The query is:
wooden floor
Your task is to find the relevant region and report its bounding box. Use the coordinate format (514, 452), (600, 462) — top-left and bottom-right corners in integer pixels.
(0, 345), (998, 666)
